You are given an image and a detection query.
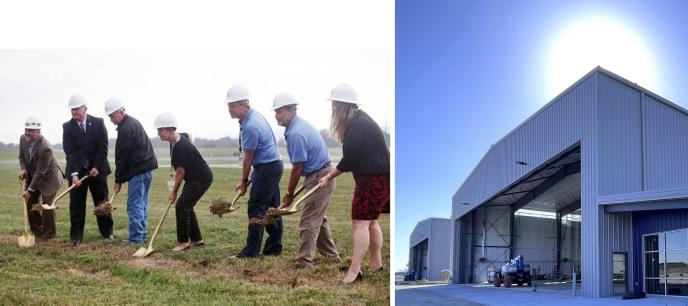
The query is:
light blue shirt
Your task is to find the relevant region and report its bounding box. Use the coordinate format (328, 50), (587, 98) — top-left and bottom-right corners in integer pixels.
(284, 115), (330, 176)
(240, 108), (280, 165)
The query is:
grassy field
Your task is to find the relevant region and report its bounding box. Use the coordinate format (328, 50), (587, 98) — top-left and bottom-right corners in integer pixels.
(0, 157), (389, 305)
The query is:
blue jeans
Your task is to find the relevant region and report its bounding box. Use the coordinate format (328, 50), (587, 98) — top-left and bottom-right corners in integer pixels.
(126, 171), (153, 242)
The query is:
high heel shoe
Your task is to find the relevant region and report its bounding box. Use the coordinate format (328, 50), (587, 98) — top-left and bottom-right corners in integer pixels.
(343, 271), (363, 284)
(370, 265), (384, 273)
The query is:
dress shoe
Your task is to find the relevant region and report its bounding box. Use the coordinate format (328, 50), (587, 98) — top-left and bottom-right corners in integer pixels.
(171, 243), (190, 252)
(190, 240), (205, 248)
(71, 240), (80, 248)
(342, 271), (363, 284)
(104, 235), (116, 240)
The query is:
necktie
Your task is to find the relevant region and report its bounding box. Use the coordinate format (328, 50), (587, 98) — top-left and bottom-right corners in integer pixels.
(79, 122), (86, 134)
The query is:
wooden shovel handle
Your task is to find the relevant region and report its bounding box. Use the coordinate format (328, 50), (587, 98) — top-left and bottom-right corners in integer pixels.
(146, 200), (175, 250)
(278, 185), (305, 209)
(290, 185), (321, 212)
(51, 175), (91, 206)
(230, 179), (252, 207)
(19, 179), (30, 236)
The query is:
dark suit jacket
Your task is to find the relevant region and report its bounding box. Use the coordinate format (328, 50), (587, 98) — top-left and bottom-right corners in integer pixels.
(19, 135), (64, 196)
(62, 114), (111, 177)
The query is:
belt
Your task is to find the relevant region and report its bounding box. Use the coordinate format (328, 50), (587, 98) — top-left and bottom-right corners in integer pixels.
(305, 161), (331, 177)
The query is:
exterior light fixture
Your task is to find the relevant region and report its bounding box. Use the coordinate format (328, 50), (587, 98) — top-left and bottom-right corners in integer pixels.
(515, 161), (528, 165)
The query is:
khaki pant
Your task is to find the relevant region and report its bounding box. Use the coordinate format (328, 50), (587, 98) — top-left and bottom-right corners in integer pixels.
(295, 164), (340, 266)
(27, 191), (56, 239)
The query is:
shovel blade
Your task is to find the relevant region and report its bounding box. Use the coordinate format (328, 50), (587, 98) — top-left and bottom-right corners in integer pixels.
(133, 247), (154, 258)
(17, 235), (35, 248)
(40, 204), (57, 210)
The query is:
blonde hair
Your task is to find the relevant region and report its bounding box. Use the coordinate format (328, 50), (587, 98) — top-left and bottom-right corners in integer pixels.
(330, 101), (358, 143)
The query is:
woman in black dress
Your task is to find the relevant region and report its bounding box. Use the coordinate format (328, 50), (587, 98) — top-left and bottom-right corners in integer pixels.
(317, 84), (390, 283)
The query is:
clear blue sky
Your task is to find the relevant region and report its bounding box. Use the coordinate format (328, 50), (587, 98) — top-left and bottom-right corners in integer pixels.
(396, 0), (688, 271)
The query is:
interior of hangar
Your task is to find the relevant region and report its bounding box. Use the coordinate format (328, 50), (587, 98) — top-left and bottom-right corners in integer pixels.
(452, 145), (583, 286)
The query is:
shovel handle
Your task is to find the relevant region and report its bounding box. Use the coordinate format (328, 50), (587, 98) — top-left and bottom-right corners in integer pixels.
(108, 190), (118, 204)
(145, 200), (175, 250)
(290, 185), (321, 212)
(278, 185), (305, 209)
(19, 179), (30, 237)
(230, 179), (252, 207)
(51, 175), (91, 206)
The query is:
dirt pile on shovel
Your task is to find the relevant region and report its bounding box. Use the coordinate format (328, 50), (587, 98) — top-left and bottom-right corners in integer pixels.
(94, 201), (113, 216)
(210, 198), (235, 217)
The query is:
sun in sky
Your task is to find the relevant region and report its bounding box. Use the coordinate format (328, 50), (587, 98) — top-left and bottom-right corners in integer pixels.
(547, 17), (657, 98)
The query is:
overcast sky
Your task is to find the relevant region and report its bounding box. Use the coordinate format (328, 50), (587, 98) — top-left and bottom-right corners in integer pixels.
(0, 1), (394, 145)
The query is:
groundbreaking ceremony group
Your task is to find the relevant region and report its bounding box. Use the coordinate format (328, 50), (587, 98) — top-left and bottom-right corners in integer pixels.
(17, 84), (390, 283)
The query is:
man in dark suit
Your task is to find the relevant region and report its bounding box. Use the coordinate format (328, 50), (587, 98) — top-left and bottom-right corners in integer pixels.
(63, 95), (114, 248)
(19, 116), (64, 241)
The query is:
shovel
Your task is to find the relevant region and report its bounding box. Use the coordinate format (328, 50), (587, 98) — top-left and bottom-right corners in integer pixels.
(94, 190), (118, 216)
(270, 185), (320, 217)
(227, 179), (252, 212)
(35, 175), (91, 211)
(17, 179), (35, 248)
(133, 200), (174, 258)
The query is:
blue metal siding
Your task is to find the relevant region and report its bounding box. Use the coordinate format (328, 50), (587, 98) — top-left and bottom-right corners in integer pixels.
(643, 96), (688, 191)
(632, 209), (688, 293)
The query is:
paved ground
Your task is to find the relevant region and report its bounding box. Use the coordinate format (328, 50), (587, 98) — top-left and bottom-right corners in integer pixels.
(395, 283), (688, 306)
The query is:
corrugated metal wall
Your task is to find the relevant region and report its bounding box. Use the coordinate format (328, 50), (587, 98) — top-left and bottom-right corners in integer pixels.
(452, 75), (587, 219)
(597, 74), (643, 196)
(643, 96), (688, 190)
(430, 219), (452, 280)
(409, 218), (451, 281)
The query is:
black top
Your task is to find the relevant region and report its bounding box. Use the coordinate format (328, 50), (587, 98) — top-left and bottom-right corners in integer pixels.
(62, 114), (111, 177)
(114, 114), (158, 183)
(171, 136), (213, 183)
(336, 110), (390, 175)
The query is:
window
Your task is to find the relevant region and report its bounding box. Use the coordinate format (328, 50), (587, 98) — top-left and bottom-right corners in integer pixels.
(644, 230), (688, 296)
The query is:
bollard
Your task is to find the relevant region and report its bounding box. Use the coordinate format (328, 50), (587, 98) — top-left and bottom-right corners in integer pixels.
(572, 272), (577, 297)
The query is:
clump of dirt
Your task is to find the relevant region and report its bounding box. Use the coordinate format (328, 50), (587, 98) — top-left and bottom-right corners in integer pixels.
(209, 198), (236, 217)
(93, 201), (113, 216)
(248, 217), (267, 226)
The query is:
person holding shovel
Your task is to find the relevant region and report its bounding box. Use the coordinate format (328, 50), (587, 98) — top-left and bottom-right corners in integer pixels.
(225, 85), (284, 259)
(18, 116), (64, 242)
(63, 95), (115, 248)
(272, 92), (340, 269)
(154, 113), (213, 251)
(105, 98), (158, 244)
(316, 84), (390, 284)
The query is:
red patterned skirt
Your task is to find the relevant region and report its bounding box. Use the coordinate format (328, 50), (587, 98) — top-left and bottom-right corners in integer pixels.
(352, 174), (390, 220)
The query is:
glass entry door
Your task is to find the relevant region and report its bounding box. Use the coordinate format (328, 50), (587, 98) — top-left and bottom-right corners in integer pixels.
(613, 252), (627, 295)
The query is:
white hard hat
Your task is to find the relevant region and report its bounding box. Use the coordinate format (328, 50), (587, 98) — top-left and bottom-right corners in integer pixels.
(225, 85), (250, 103)
(271, 92), (298, 110)
(326, 84), (359, 105)
(24, 116), (42, 130)
(68, 94), (87, 109)
(104, 98), (125, 115)
(154, 112), (178, 129)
